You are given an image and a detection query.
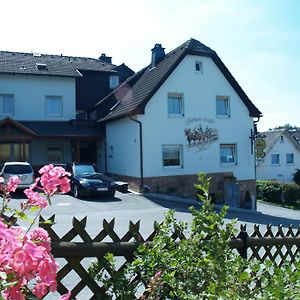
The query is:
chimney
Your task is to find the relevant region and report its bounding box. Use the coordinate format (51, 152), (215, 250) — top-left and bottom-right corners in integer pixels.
(99, 53), (112, 64)
(151, 44), (165, 68)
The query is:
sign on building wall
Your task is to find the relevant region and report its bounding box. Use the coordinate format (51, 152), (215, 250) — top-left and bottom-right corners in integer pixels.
(184, 118), (218, 150)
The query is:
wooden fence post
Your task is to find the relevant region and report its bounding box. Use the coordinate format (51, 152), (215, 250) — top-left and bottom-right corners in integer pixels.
(237, 230), (248, 259)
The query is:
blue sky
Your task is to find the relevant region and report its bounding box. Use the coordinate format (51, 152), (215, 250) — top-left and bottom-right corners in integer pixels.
(1, 0), (299, 131)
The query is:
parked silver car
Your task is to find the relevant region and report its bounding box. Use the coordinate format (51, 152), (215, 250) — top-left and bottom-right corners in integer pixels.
(0, 161), (35, 189)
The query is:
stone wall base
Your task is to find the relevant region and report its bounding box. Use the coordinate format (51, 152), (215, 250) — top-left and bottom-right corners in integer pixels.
(109, 173), (257, 209)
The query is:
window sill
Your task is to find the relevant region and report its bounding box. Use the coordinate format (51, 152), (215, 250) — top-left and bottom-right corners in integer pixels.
(163, 165), (183, 170)
(216, 115), (230, 118)
(220, 163), (237, 167)
(168, 114), (184, 118)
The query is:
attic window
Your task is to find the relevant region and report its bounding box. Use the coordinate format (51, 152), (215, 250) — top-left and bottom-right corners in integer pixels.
(195, 61), (203, 73)
(280, 135), (284, 143)
(109, 75), (119, 89)
(36, 63), (48, 71)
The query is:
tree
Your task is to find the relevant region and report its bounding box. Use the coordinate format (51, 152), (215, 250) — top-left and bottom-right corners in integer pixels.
(293, 169), (300, 186)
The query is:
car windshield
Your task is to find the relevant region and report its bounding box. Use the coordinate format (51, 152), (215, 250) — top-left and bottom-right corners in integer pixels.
(74, 164), (96, 175)
(4, 165), (32, 174)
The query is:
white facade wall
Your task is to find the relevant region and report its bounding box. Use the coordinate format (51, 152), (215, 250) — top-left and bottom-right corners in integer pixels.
(256, 135), (300, 183)
(106, 55), (256, 180)
(0, 74), (76, 121)
(106, 118), (140, 176)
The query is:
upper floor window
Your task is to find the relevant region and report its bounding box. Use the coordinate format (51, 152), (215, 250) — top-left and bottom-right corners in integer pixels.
(286, 153), (294, 164)
(0, 94), (14, 116)
(271, 154), (280, 165)
(46, 96), (62, 117)
(216, 96), (230, 117)
(220, 144), (236, 164)
(168, 93), (184, 117)
(195, 61), (203, 74)
(109, 75), (119, 89)
(162, 144), (183, 167)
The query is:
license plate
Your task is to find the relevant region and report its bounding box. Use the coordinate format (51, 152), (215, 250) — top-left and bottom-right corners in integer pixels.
(97, 187), (108, 191)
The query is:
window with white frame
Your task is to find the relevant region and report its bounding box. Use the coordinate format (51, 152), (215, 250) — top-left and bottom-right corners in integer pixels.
(195, 61), (203, 73)
(47, 146), (63, 163)
(216, 96), (230, 117)
(109, 75), (119, 89)
(220, 144), (237, 164)
(46, 96), (63, 117)
(286, 153), (294, 164)
(162, 145), (182, 167)
(168, 94), (184, 116)
(271, 154), (280, 165)
(0, 94), (14, 116)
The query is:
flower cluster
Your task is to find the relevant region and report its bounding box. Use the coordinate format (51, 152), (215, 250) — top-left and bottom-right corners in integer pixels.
(0, 164), (72, 300)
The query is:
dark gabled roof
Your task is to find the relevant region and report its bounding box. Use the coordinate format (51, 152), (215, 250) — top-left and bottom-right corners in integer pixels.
(290, 131), (300, 145)
(97, 38), (262, 123)
(0, 51), (118, 78)
(260, 129), (300, 154)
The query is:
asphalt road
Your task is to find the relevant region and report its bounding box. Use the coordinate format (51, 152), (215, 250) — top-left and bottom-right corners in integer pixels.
(8, 191), (300, 299)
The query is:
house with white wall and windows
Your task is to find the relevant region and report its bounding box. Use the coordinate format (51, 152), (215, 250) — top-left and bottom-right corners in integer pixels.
(0, 51), (133, 169)
(256, 129), (300, 183)
(96, 39), (262, 208)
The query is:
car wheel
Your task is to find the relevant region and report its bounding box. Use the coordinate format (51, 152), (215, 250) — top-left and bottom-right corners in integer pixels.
(73, 185), (81, 199)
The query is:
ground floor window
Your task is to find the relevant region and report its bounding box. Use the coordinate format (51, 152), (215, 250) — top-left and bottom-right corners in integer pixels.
(220, 144), (237, 164)
(0, 143), (29, 162)
(162, 145), (183, 167)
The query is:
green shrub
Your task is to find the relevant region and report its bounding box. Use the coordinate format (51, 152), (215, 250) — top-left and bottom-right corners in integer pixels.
(256, 180), (283, 203)
(283, 183), (300, 205)
(293, 168), (300, 186)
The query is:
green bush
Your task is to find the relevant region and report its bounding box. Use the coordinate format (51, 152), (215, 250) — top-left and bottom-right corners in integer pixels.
(257, 180), (300, 205)
(283, 183), (300, 205)
(256, 180), (283, 203)
(293, 168), (300, 186)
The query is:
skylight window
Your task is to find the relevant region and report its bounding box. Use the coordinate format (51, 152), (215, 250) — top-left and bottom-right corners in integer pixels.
(36, 63), (48, 71)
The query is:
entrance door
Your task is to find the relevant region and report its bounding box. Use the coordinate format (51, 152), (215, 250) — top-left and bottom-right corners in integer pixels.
(224, 182), (240, 207)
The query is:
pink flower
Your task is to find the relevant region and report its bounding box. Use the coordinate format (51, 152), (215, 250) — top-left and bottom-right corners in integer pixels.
(0, 176), (4, 183)
(6, 175), (21, 193)
(23, 189), (48, 209)
(60, 291), (72, 300)
(39, 165), (71, 196)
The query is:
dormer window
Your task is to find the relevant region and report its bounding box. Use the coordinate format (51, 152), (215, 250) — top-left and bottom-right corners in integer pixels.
(109, 75), (119, 89)
(36, 63), (48, 71)
(195, 61), (203, 74)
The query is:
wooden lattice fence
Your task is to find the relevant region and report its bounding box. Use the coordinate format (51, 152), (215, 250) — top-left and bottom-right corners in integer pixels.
(39, 215), (300, 299)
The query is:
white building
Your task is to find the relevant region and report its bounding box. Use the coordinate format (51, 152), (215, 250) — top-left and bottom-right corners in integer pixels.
(96, 39), (262, 208)
(256, 129), (300, 183)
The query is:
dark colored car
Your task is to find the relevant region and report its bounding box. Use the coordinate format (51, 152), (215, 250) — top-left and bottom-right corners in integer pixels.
(66, 163), (117, 198)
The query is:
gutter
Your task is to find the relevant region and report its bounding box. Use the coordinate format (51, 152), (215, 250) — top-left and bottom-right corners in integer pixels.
(130, 117), (144, 192)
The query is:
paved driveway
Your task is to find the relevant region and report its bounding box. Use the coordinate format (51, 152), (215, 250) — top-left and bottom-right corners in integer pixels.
(10, 191), (300, 236)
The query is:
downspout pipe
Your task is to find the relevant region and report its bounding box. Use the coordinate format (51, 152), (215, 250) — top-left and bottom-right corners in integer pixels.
(130, 117), (144, 192)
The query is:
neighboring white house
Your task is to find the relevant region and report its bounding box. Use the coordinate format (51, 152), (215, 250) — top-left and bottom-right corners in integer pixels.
(96, 39), (262, 208)
(256, 129), (300, 183)
(0, 51), (130, 169)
